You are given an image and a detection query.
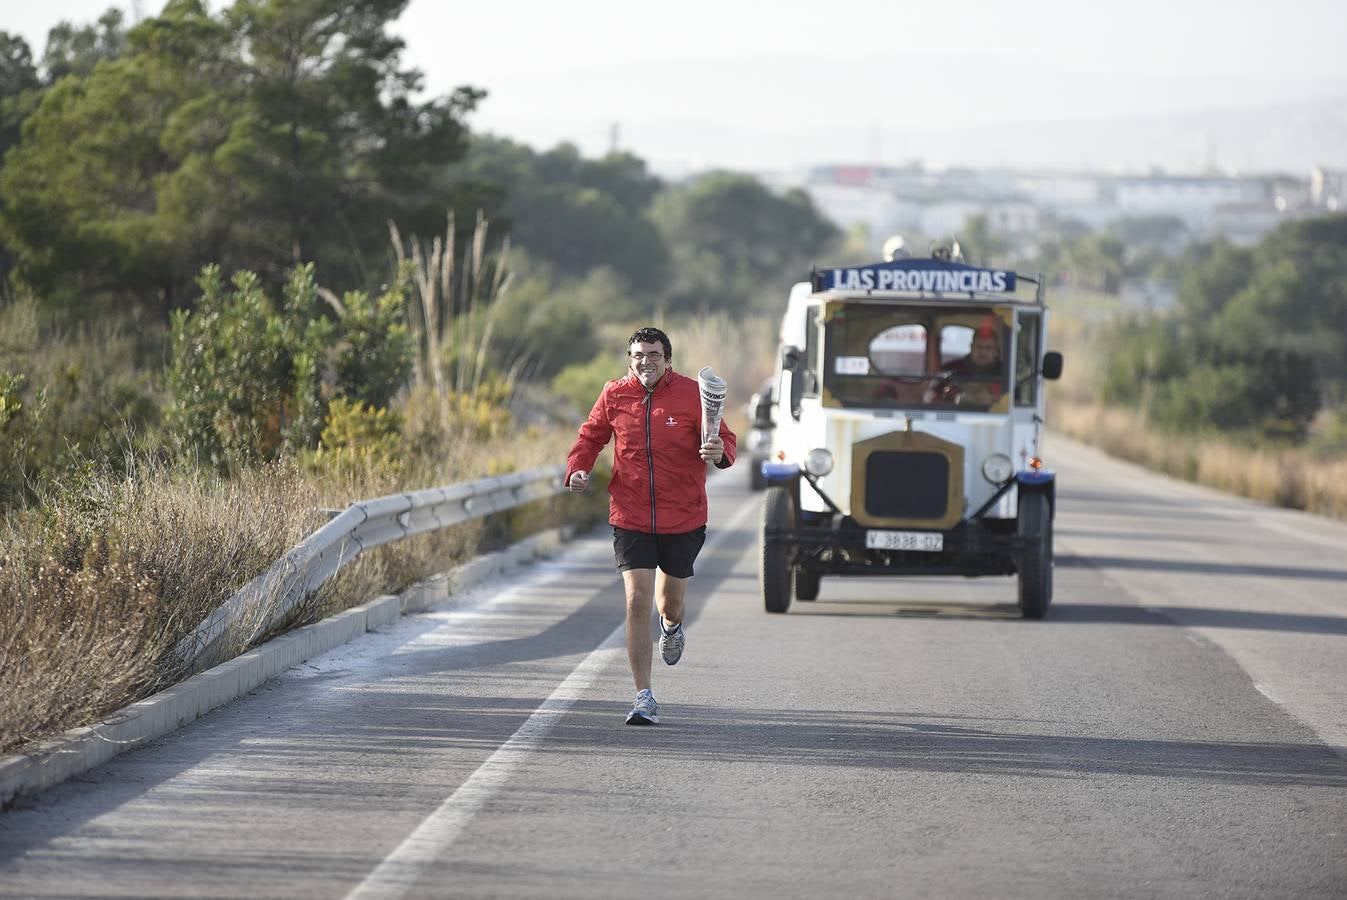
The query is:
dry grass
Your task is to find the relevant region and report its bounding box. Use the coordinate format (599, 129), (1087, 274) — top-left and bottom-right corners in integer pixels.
(1, 296), (165, 507)
(0, 463), (323, 752)
(673, 313), (778, 434)
(1, 225), (620, 755)
(1051, 399), (1347, 520)
(0, 296), (161, 402)
(0, 418), (602, 756)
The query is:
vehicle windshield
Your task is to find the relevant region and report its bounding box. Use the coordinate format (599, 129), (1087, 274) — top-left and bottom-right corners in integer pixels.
(822, 303), (1011, 411)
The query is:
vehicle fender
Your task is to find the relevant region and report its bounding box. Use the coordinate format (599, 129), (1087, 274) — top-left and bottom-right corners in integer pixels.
(761, 461), (802, 485)
(1016, 469), (1056, 517)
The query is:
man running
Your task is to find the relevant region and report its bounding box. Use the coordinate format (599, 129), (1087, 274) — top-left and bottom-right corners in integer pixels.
(565, 327), (736, 725)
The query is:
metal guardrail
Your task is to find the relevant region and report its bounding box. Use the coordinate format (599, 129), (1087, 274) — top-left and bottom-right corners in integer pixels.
(176, 464), (566, 671)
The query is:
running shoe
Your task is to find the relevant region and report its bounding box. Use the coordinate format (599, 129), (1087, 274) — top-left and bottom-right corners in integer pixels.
(625, 689), (659, 725)
(659, 620), (685, 666)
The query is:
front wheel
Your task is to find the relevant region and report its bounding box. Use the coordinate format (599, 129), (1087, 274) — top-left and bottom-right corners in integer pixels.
(1017, 490), (1053, 619)
(760, 486), (795, 613)
(794, 569), (820, 601)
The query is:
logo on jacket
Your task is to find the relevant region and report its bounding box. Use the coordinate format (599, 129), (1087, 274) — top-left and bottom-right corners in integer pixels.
(665, 415), (678, 426)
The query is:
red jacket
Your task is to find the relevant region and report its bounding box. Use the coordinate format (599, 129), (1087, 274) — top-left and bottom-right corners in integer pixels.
(566, 369), (737, 534)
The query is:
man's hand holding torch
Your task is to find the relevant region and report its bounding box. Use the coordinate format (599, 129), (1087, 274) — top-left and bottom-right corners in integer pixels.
(699, 436), (724, 465)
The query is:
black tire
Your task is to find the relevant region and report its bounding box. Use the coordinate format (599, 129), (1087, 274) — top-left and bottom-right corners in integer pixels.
(760, 486), (794, 614)
(1017, 490), (1053, 619)
(794, 569), (820, 601)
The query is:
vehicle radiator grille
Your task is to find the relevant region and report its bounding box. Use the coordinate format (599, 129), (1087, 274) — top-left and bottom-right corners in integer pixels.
(864, 451), (949, 519)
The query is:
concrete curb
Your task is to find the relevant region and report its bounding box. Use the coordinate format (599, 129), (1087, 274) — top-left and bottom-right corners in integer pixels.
(0, 524), (576, 809)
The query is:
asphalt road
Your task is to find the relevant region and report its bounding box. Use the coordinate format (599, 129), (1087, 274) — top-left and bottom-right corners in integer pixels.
(2, 434), (1345, 899)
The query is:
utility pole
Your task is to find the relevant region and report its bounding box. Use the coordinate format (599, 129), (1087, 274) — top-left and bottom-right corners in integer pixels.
(608, 122), (621, 155)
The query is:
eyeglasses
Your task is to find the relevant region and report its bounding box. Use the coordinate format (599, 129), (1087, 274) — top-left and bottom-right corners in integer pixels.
(630, 352), (665, 362)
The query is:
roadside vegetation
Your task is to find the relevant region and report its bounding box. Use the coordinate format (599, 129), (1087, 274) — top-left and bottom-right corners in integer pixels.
(1050, 399), (1347, 519)
(0, 247), (605, 754)
(997, 215), (1347, 519)
(0, 3), (838, 755)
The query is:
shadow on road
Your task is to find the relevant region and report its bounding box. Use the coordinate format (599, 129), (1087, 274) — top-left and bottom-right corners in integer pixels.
(1057, 527), (1227, 544)
(1060, 488), (1211, 508)
(539, 701), (1347, 787)
(1060, 504), (1235, 522)
(1049, 602), (1347, 636)
(788, 600), (1022, 620)
(755, 596), (1347, 636)
(1057, 553), (1347, 584)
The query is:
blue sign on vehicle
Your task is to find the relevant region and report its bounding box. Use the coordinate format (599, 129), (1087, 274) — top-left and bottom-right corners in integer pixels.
(815, 260), (1017, 293)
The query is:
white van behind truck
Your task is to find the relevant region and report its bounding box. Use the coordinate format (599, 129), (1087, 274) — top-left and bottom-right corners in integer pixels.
(758, 252), (1064, 617)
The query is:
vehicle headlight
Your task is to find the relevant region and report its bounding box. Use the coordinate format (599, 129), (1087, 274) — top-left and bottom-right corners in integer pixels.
(981, 453), (1013, 484)
(804, 448), (833, 477)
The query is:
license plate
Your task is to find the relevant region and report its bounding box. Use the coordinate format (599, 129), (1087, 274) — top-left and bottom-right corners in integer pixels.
(865, 530), (943, 552)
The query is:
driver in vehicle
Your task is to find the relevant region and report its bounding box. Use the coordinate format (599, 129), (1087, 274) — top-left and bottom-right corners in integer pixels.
(928, 319), (1005, 406)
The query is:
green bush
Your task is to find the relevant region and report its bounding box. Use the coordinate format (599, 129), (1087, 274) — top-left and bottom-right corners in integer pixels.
(168, 265), (331, 468)
(485, 261), (629, 380)
(308, 398), (404, 479)
(1153, 348), (1320, 443)
(1098, 317), (1186, 407)
(0, 371), (31, 507)
(167, 263), (414, 470)
(551, 352), (626, 419)
(332, 285), (414, 409)
(0, 298), (165, 509)
(1101, 315), (1319, 443)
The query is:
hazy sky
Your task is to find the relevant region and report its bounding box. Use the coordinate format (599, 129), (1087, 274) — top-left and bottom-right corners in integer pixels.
(9, 0), (1347, 173)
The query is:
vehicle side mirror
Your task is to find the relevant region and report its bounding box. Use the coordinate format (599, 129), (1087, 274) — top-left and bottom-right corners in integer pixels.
(1041, 351), (1063, 380)
(782, 345), (807, 420)
(752, 393), (775, 428)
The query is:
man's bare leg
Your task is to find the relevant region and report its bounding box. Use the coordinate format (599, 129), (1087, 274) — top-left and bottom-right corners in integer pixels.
(622, 569), (656, 691)
(655, 570), (688, 631)
(624, 569), (692, 691)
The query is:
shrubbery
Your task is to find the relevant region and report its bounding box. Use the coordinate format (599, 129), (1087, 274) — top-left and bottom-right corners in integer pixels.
(1097, 216), (1346, 446)
(551, 352), (626, 419)
(0, 299), (164, 507)
(167, 263), (413, 470)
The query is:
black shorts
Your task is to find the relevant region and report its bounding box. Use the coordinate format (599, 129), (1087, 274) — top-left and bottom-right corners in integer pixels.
(612, 525), (707, 578)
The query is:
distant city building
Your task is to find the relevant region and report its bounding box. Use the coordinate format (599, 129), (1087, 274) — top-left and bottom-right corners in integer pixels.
(1310, 167), (1345, 212)
(807, 182), (913, 239)
(790, 163), (1330, 254)
(1113, 174), (1263, 230)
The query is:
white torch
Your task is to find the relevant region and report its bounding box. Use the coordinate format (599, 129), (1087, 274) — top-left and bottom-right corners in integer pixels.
(698, 365), (727, 443)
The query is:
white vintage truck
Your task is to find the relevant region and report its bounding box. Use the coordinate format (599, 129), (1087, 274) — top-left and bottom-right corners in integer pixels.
(759, 251), (1064, 617)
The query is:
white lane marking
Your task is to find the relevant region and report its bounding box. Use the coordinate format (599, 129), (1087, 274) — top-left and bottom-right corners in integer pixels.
(1255, 683), (1283, 705)
(346, 630), (626, 900)
(346, 498), (760, 900)
(1252, 515), (1347, 551)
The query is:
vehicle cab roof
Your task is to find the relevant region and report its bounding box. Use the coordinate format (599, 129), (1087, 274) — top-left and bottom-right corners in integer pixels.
(808, 258), (1044, 307)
